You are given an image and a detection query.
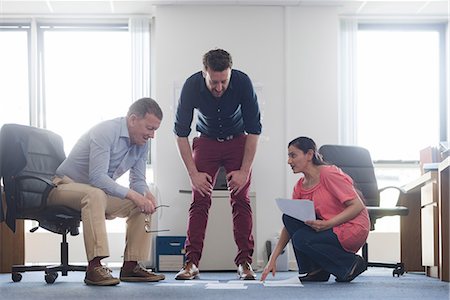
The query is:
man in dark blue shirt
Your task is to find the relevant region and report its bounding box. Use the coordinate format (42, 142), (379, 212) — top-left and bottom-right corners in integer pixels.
(174, 49), (262, 280)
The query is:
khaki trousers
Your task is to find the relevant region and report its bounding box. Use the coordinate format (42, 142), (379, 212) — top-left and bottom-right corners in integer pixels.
(48, 176), (150, 262)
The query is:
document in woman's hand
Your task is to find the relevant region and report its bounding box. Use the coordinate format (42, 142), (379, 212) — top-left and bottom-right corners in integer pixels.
(275, 198), (316, 222)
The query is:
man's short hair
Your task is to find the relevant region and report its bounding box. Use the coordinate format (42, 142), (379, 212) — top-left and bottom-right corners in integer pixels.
(127, 97), (163, 121)
(202, 49), (233, 72)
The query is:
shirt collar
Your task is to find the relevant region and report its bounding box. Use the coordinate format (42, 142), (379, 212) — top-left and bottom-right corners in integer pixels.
(119, 117), (131, 140)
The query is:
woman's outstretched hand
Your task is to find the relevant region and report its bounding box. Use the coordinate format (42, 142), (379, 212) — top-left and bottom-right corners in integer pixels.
(260, 260), (277, 282)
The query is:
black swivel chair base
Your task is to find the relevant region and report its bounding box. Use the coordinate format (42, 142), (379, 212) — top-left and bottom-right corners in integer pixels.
(362, 243), (405, 277)
(11, 231), (87, 284)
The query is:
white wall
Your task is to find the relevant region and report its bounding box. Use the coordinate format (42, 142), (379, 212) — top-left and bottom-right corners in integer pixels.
(153, 5), (341, 268)
(284, 6), (340, 194)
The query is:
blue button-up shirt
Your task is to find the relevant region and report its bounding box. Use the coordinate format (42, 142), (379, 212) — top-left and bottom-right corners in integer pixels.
(174, 69), (262, 138)
(56, 117), (149, 199)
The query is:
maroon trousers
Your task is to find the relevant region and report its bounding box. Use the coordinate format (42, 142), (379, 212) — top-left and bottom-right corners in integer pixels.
(185, 134), (254, 267)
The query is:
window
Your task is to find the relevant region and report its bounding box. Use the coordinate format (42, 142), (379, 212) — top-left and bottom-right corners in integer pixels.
(0, 25), (30, 127)
(340, 22), (448, 231)
(356, 24), (445, 163)
(40, 24), (132, 153)
(1, 21), (152, 236)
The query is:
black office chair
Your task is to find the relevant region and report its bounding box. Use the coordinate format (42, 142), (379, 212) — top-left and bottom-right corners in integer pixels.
(0, 124), (86, 283)
(319, 144), (408, 277)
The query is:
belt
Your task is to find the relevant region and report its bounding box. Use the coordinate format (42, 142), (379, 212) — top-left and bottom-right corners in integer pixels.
(200, 133), (240, 142)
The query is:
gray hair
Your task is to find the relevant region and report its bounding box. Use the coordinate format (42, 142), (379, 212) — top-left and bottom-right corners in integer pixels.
(127, 97), (163, 121)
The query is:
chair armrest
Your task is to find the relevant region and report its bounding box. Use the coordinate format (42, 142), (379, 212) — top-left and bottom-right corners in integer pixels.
(15, 175), (56, 210)
(378, 185), (407, 206)
(379, 185), (406, 194)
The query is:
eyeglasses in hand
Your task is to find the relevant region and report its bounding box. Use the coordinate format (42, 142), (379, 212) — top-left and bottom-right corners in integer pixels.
(144, 205), (170, 233)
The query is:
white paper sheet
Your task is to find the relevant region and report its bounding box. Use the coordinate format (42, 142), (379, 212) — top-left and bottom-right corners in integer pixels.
(275, 198), (316, 222)
(226, 280), (263, 285)
(183, 280), (220, 284)
(205, 283), (248, 289)
(263, 276), (303, 287)
(155, 283), (195, 287)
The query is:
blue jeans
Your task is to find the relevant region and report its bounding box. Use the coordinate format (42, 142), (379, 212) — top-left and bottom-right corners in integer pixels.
(283, 214), (357, 279)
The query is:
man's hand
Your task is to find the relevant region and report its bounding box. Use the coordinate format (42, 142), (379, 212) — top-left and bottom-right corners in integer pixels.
(190, 171), (213, 197)
(226, 169), (249, 195)
(143, 192), (158, 214)
(127, 189), (157, 214)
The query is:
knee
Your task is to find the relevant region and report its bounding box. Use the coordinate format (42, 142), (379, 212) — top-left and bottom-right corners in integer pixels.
(282, 214), (299, 228)
(81, 188), (108, 209)
(190, 196), (211, 211)
(230, 196), (251, 211)
(282, 214), (291, 225)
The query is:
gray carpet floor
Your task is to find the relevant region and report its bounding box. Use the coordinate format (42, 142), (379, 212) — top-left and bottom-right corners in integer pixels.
(0, 267), (449, 300)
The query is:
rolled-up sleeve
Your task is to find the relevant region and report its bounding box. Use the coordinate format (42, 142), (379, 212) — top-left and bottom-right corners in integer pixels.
(240, 74), (262, 135)
(174, 82), (195, 137)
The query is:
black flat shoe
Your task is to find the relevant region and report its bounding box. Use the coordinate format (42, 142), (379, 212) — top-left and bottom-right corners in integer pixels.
(298, 269), (331, 282)
(336, 255), (367, 282)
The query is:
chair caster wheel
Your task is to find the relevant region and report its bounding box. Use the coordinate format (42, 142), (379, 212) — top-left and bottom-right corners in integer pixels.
(12, 272), (22, 282)
(45, 272), (58, 284)
(393, 265), (405, 277)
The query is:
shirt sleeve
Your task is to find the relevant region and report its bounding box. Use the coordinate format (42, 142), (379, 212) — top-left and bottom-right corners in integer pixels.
(129, 144), (150, 196)
(239, 73), (262, 135)
(88, 126), (129, 199)
(174, 80), (195, 137)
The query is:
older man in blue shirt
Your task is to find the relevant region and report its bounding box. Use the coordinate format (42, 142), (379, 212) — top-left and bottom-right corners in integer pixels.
(174, 49), (262, 280)
(49, 98), (165, 286)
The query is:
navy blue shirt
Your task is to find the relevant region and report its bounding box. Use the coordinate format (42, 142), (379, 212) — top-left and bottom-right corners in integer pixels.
(174, 69), (262, 138)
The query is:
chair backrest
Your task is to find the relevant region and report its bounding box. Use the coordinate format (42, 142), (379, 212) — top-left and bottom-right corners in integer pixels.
(319, 144), (380, 207)
(0, 124), (65, 229)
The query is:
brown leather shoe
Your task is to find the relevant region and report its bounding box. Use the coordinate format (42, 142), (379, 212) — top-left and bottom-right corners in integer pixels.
(120, 264), (165, 282)
(84, 266), (120, 286)
(237, 262), (256, 280)
(175, 262), (199, 280)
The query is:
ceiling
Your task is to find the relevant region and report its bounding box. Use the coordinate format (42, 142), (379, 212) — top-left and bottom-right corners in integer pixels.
(0, 0), (448, 16)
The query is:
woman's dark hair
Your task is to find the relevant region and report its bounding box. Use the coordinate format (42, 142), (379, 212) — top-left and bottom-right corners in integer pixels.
(127, 97), (163, 121)
(202, 49), (233, 72)
(288, 136), (326, 166)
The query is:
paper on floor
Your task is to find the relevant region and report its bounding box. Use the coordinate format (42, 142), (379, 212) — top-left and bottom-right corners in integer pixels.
(205, 283), (248, 289)
(263, 276), (303, 287)
(226, 280), (263, 284)
(155, 283), (195, 287)
(183, 280), (220, 284)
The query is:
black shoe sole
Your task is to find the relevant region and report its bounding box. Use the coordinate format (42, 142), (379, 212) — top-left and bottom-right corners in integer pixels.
(298, 269), (331, 282)
(335, 256), (367, 282)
